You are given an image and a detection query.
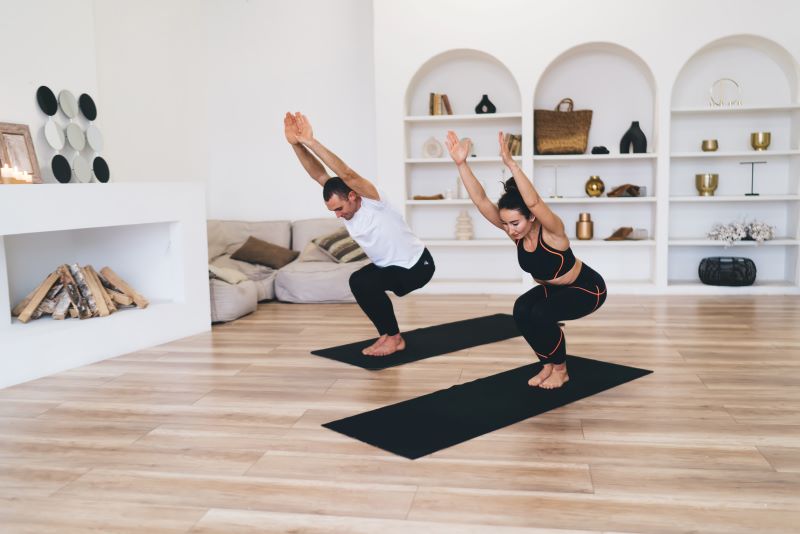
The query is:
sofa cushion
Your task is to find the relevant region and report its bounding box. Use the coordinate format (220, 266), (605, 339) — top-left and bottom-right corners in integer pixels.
(291, 218), (347, 252)
(207, 220), (291, 261)
(231, 236), (299, 269)
(275, 258), (370, 303)
(208, 264), (249, 284)
(312, 228), (367, 263)
(298, 242), (335, 262)
(210, 255), (277, 301)
(209, 278), (258, 323)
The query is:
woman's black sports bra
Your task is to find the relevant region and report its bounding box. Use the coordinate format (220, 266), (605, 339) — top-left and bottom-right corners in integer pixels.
(517, 224), (577, 280)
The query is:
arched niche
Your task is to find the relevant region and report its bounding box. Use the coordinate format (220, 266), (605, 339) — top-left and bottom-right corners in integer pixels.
(672, 34), (799, 109)
(405, 49), (520, 116)
(535, 42), (657, 152)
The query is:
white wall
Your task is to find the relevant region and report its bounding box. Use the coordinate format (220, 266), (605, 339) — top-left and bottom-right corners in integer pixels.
(203, 0), (377, 221)
(0, 0), (98, 182)
(92, 0), (377, 222)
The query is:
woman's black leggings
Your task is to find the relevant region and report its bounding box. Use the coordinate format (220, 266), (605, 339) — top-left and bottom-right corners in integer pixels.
(349, 248), (435, 336)
(513, 263), (607, 365)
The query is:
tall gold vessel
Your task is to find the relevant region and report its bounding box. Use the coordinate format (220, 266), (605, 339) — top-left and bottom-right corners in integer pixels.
(576, 212), (593, 240)
(695, 173), (719, 196)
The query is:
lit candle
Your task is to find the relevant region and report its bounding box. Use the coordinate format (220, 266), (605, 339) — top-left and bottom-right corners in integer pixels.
(23, 172), (33, 183)
(0, 164), (11, 178)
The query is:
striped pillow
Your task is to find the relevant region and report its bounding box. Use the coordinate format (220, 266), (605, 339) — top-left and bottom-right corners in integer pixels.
(312, 229), (368, 263)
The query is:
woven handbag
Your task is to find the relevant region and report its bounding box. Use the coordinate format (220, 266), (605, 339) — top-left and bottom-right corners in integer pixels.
(534, 98), (593, 155)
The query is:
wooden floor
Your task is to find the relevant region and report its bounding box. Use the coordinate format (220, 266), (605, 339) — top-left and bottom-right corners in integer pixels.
(1, 294), (800, 533)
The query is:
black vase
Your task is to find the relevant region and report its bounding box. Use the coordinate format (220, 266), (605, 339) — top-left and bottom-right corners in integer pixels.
(620, 121), (647, 153)
(475, 94), (496, 114)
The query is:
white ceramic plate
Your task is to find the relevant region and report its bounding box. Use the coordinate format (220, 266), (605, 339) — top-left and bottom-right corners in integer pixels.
(58, 89), (79, 118)
(44, 119), (65, 150)
(72, 155), (92, 183)
(86, 124), (104, 152)
(65, 123), (86, 151)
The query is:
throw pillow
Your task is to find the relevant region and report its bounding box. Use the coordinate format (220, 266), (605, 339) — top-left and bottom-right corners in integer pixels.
(208, 264), (250, 284)
(312, 229), (368, 263)
(230, 236), (299, 269)
(298, 242), (335, 262)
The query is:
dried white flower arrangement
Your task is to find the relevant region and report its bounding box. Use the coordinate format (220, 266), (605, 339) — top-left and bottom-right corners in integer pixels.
(707, 219), (775, 247)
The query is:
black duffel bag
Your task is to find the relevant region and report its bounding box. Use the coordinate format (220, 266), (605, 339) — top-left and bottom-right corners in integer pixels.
(698, 257), (757, 286)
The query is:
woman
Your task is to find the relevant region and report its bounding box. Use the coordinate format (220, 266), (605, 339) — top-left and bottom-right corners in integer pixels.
(445, 131), (607, 389)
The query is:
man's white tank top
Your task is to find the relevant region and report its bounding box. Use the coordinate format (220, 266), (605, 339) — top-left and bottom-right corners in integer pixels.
(344, 191), (425, 269)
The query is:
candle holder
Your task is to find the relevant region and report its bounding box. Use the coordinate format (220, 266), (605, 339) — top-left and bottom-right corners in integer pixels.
(740, 161), (767, 196)
(542, 164), (565, 198)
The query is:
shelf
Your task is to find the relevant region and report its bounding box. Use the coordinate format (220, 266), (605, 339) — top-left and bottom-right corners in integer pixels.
(670, 195), (800, 203)
(571, 239), (656, 246)
(671, 104), (800, 115)
(404, 112), (522, 123)
(670, 150), (800, 158)
(669, 239), (799, 247)
(405, 156), (521, 164)
(667, 280), (800, 295)
(532, 153), (656, 162)
(407, 199), (473, 206)
(546, 196), (656, 204)
(425, 239), (511, 247)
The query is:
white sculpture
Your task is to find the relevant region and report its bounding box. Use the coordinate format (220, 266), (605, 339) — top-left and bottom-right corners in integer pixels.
(455, 210), (473, 240)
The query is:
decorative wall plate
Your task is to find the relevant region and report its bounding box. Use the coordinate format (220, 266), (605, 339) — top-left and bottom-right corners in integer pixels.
(58, 89), (79, 118)
(86, 124), (104, 152)
(52, 154), (72, 183)
(422, 136), (444, 158)
(93, 156), (110, 183)
(44, 120), (65, 150)
(65, 123), (86, 151)
(72, 155), (92, 183)
(79, 93), (97, 121)
(36, 86), (58, 116)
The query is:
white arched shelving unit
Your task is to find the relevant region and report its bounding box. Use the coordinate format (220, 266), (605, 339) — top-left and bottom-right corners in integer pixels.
(403, 49), (525, 292)
(532, 43), (659, 289)
(669, 35), (800, 293)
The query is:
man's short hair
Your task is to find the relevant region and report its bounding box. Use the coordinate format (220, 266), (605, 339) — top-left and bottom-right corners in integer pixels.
(322, 177), (353, 201)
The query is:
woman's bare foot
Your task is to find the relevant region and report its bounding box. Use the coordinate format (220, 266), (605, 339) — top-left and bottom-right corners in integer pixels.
(540, 363), (569, 389)
(369, 334), (406, 356)
(362, 335), (388, 355)
(528, 363), (553, 386)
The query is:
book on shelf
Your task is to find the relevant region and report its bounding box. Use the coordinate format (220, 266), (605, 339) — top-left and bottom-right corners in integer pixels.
(428, 93), (453, 115)
(503, 133), (522, 156)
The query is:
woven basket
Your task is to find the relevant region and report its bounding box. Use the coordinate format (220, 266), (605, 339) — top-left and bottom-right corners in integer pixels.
(534, 98), (593, 155)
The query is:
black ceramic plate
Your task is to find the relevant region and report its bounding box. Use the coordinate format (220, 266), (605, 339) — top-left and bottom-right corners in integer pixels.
(79, 93), (97, 121)
(93, 156), (110, 183)
(36, 86), (58, 116)
(52, 154), (72, 183)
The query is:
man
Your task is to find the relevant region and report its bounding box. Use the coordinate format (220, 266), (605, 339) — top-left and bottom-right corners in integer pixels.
(284, 112), (435, 356)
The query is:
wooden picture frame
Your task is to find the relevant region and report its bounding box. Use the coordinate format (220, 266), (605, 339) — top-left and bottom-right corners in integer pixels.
(0, 122), (42, 183)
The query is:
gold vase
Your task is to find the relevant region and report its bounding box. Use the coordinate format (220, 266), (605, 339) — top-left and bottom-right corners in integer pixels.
(750, 132), (771, 151)
(701, 139), (718, 152)
(585, 175), (605, 197)
(576, 212), (593, 240)
(695, 173), (719, 196)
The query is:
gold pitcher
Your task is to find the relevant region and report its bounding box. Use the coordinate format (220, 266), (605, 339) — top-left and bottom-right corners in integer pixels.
(585, 175), (605, 197)
(695, 173), (719, 196)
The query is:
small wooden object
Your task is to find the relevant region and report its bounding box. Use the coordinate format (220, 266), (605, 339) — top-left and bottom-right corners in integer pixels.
(16, 272), (59, 323)
(100, 267), (149, 308)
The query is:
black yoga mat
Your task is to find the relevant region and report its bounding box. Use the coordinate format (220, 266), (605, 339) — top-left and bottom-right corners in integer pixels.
(324, 355), (652, 459)
(311, 313), (520, 370)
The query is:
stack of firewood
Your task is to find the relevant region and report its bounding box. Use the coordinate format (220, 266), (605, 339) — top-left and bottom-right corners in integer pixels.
(12, 265), (148, 323)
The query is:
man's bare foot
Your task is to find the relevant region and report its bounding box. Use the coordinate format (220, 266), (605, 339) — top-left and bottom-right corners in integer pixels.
(369, 334), (406, 357)
(528, 363), (553, 386)
(362, 335), (388, 355)
(540, 363), (569, 389)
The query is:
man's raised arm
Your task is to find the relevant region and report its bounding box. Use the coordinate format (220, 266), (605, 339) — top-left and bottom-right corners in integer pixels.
(285, 112), (330, 186)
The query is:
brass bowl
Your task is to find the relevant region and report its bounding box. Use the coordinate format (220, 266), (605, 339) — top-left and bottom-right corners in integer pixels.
(701, 139), (718, 152)
(695, 173), (719, 196)
(751, 132), (771, 151)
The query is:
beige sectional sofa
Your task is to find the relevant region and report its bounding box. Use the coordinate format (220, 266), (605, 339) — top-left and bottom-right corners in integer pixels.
(207, 218), (369, 322)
